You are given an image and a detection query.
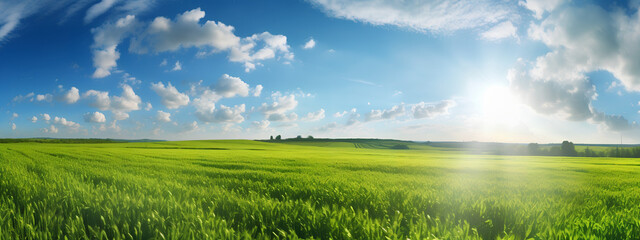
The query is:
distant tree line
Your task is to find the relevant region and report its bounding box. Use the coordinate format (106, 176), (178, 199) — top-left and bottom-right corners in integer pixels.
(268, 135), (314, 141)
(507, 141), (640, 158)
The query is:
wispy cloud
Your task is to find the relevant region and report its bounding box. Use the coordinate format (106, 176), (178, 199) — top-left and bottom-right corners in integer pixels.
(347, 78), (381, 87)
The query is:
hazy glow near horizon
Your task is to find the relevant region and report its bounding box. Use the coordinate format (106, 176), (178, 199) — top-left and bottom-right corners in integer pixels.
(0, 0), (639, 144)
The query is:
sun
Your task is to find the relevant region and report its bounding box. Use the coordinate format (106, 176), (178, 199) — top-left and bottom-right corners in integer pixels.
(482, 85), (522, 126)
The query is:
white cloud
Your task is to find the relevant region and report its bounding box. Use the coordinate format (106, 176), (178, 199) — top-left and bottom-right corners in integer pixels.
(84, 112), (107, 123)
(334, 108), (356, 118)
(31, 116), (37, 123)
(509, 60), (630, 131)
(53, 116), (81, 129)
(0, 1), (81, 44)
(411, 100), (456, 119)
(150, 82), (190, 109)
(85, 0), (120, 23)
(160, 59), (167, 66)
(84, 84), (141, 119)
(111, 84), (141, 112)
(112, 111), (129, 120)
(309, 0), (514, 33)
(36, 94), (53, 102)
(91, 15), (139, 78)
(259, 93), (298, 121)
(156, 110), (171, 122)
(302, 109), (325, 121)
(252, 84), (263, 97)
(11, 113), (18, 119)
(184, 121), (198, 132)
(481, 21), (518, 41)
(42, 125), (58, 134)
(213, 74), (250, 98)
(12, 92), (34, 102)
(0, 4), (22, 43)
(92, 44), (120, 78)
(195, 104), (246, 123)
(145, 102), (153, 111)
(11, 123), (16, 131)
(91, 8), (293, 77)
(519, 0), (565, 19)
(527, 4), (640, 91)
(303, 38), (316, 49)
(252, 120), (270, 130)
(171, 61), (182, 71)
(268, 112), (298, 122)
(507, 3), (640, 131)
(365, 104), (405, 121)
(57, 87), (80, 104)
(84, 90), (111, 110)
(41, 113), (51, 122)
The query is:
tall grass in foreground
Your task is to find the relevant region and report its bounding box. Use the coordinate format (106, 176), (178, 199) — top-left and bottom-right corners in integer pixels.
(1, 140), (640, 239)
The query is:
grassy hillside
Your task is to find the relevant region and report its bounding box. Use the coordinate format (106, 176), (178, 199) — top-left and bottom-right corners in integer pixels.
(1, 140), (640, 239)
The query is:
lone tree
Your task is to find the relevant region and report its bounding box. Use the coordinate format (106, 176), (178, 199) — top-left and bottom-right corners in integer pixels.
(275, 135), (282, 140)
(296, 135), (302, 139)
(270, 136), (274, 140)
(561, 140), (577, 156)
(307, 135), (314, 139)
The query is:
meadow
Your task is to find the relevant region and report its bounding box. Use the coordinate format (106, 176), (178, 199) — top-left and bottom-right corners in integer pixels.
(1, 139), (640, 239)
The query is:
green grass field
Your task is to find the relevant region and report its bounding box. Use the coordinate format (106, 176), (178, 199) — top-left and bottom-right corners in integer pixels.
(1, 140), (640, 239)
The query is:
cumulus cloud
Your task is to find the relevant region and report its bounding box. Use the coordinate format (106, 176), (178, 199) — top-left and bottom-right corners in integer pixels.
(42, 125), (59, 134)
(252, 84), (263, 97)
(91, 15), (139, 78)
(112, 111), (129, 121)
(150, 82), (190, 109)
(252, 120), (270, 130)
(53, 116), (81, 129)
(259, 93), (298, 121)
(57, 86), (80, 104)
(365, 104), (406, 121)
(509, 60), (629, 131)
(171, 61), (182, 71)
(213, 74), (250, 98)
(520, 0), (565, 19)
(41, 113), (51, 122)
(88, 8), (293, 76)
(309, 0), (514, 33)
(303, 38), (316, 49)
(84, 111), (107, 123)
(156, 110), (171, 122)
(334, 108), (356, 118)
(36, 94), (53, 102)
(11, 123), (16, 131)
(411, 100), (456, 119)
(31, 116), (37, 123)
(195, 104), (246, 123)
(84, 84), (141, 119)
(481, 21), (517, 41)
(527, 4), (640, 91)
(302, 109), (325, 121)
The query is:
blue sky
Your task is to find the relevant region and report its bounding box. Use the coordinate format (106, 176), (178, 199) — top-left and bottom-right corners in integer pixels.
(1, 0), (640, 143)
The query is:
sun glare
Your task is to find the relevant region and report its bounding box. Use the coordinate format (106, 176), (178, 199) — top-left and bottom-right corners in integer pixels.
(482, 85), (522, 126)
